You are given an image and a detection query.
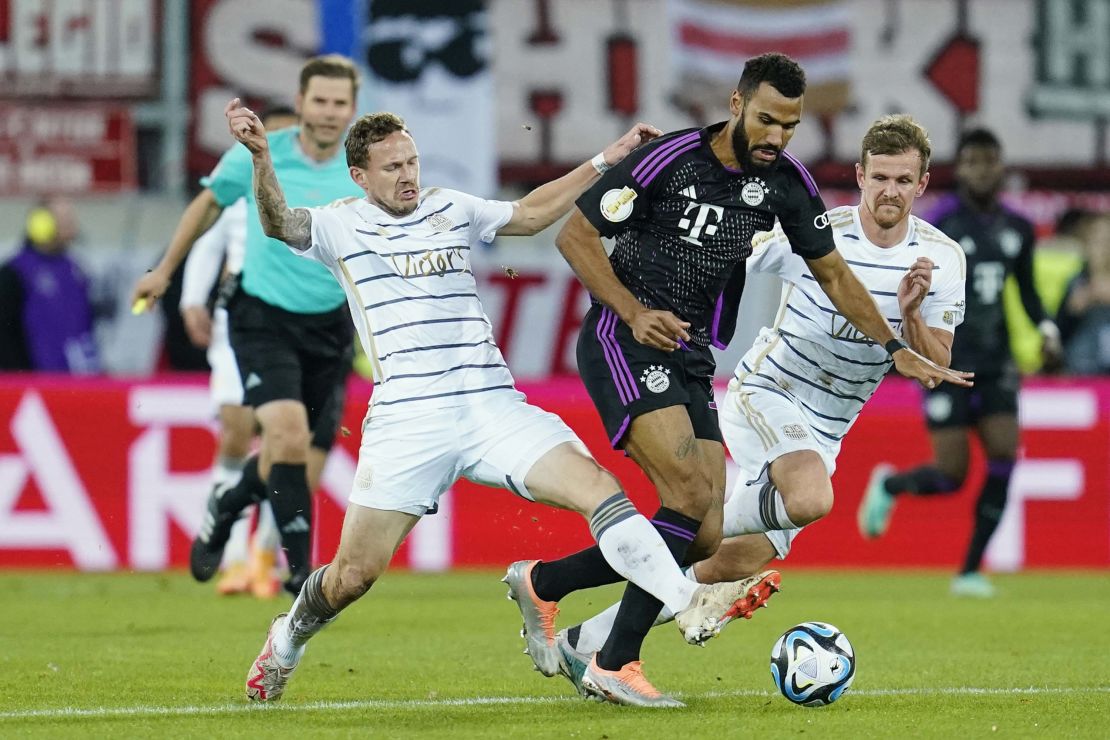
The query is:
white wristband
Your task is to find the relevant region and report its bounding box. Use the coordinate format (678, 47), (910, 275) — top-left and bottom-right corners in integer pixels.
(591, 152), (611, 175)
(1038, 319), (1060, 340)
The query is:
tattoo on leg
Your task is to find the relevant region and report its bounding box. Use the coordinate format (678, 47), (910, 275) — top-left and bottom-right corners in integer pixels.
(675, 434), (696, 460)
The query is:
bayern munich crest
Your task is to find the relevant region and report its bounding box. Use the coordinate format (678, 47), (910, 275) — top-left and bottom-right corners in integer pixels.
(640, 365), (671, 393)
(741, 178), (768, 206)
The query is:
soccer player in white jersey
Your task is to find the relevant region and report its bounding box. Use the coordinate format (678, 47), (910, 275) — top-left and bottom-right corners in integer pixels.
(219, 100), (780, 704)
(180, 106), (298, 599)
(540, 115), (971, 694)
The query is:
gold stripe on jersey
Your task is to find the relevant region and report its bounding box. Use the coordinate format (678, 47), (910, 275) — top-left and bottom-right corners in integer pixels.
(915, 220), (967, 280)
(339, 259), (384, 382)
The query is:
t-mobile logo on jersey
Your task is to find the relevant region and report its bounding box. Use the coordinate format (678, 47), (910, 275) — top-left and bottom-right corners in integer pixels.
(678, 202), (724, 245)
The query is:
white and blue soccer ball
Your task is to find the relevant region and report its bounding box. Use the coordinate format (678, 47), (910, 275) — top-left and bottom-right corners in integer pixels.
(770, 621), (856, 707)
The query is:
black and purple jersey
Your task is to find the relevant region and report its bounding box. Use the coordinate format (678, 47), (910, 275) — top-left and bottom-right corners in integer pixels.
(926, 194), (1045, 374)
(576, 122), (835, 350)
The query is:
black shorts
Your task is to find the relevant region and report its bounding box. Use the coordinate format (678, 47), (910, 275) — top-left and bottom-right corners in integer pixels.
(576, 304), (722, 448)
(228, 289), (353, 451)
(923, 365), (1020, 430)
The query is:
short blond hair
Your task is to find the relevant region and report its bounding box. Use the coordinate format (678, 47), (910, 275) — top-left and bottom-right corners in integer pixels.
(860, 114), (932, 177)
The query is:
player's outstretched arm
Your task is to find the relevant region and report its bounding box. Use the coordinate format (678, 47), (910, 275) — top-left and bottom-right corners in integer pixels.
(500, 123), (662, 236)
(225, 98), (312, 250)
(807, 250), (973, 389)
(129, 189), (224, 312)
(556, 211), (689, 352)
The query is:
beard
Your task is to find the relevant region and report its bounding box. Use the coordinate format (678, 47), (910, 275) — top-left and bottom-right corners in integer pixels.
(731, 115), (781, 171)
(872, 201), (907, 228)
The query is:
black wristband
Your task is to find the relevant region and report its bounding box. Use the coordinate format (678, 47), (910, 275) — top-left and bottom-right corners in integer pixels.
(884, 338), (908, 356)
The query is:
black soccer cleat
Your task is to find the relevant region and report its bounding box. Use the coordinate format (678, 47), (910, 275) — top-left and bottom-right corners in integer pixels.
(189, 483), (240, 582)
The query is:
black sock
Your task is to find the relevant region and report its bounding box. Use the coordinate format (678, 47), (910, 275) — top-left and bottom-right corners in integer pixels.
(267, 462), (313, 587)
(884, 465), (960, 497)
(961, 459), (1012, 574)
(215, 454), (266, 516)
(530, 546), (619, 603)
(596, 507), (700, 671)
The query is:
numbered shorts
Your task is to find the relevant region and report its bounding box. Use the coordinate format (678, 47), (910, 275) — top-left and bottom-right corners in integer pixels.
(349, 388), (584, 515)
(923, 367), (1019, 430)
(576, 304), (722, 448)
(719, 378), (841, 558)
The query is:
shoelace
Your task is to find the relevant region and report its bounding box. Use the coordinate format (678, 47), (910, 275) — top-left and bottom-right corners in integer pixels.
(537, 601), (559, 645)
(617, 661), (662, 698)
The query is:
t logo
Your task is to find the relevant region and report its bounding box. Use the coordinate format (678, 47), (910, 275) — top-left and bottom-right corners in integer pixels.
(678, 202), (724, 245)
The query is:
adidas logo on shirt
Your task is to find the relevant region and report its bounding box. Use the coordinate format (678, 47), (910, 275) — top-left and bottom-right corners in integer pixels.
(680, 185), (697, 200)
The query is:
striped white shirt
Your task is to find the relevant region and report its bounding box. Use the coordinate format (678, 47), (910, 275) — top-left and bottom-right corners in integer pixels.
(738, 205), (966, 442)
(301, 187), (516, 413)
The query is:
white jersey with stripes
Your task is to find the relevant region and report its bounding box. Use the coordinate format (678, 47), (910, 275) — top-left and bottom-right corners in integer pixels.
(737, 204), (967, 443)
(300, 187), (516, 414)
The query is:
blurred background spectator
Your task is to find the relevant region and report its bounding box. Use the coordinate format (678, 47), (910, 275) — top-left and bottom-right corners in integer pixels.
(0, 198), (101, 373)
(1057, 215), (1110, 375)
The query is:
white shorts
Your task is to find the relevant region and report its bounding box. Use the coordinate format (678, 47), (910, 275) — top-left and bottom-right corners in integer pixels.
(721, 378), (839, 482)
(207, 307), (244, 410)
(720, 378), (840, 559)
(349, 388), (583, 515)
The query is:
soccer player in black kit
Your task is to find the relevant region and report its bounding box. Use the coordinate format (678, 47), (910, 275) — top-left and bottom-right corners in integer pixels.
(858, 128), (1062, 598)
(502, 53), (972, 707)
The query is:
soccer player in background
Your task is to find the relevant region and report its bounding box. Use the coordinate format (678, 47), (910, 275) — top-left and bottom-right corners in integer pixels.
(543, 114), (971, 697)
(222, 102), (774, 704)
(858, 127), (1062, 598)
(178, 105), (298, 599)
(504, 54), (971, 707)
(131, 55), (363, 596)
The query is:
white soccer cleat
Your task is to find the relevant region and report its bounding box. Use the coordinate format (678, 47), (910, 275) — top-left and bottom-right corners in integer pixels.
(674, 570), (781, 646)
(858, 463), (897, 539)
(245, 613), (300, 702)
(502, 560), (560, 677)
(950, 572), (996, 598)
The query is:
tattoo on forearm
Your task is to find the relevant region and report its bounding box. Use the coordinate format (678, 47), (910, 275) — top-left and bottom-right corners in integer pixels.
(253, 156), (311, 249)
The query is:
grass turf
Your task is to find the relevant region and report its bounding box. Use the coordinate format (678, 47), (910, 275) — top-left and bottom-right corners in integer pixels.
(0, 569), (1106, 738)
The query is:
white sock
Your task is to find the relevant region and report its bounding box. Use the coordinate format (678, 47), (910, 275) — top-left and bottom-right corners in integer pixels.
(574, 565), (697, 653)
(590, 494), (699, 614)
(213, 454), (247, 488)
(254, 500), (281, 551)
(222, 510), (251, 566)
(723, 479), (798, 537)
(272, 613), (307, 668)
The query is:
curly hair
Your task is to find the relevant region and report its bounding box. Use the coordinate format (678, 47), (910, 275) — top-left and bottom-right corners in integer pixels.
(737, 53), (807, 100)
(345, 112), (409, 168)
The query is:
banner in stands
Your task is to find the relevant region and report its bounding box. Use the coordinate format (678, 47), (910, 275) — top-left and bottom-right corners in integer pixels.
(0, 104), (137, 194)
(0, 376), (1106, 571)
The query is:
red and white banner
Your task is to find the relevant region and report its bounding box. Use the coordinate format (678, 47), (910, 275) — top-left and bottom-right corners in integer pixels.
(0, 104), (137, 194)
(0, 0), (158, 97)
(0, 375), (1107, 572)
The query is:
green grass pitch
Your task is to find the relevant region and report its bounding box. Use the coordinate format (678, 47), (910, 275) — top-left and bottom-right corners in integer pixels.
(1, 570), (1107, 738)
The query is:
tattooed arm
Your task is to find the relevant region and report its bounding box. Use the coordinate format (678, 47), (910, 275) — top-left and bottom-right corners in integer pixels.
(224, 97), (312, 250)
(251, 152), (312, 250)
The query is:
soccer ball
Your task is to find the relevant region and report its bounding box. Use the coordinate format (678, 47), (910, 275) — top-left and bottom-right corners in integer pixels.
(770, 621), (855, 707)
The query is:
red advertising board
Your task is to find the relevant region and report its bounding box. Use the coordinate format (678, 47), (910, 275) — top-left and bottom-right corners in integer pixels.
(0, 375), (1106, 571)
(0, 104), (137, 194)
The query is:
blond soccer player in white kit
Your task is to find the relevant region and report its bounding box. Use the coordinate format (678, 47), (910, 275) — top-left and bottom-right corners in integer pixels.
(543, 115), (971, 691)
(216, 100), (781, 703)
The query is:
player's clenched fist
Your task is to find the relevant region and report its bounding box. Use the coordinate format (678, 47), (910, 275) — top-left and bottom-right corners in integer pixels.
(225, 98), (268, 154)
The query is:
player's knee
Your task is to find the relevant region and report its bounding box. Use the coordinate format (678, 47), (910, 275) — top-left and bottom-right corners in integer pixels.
(782, 484), (833, 526)
(659, 466), (715, 516)
(329, 561), (381, 607)
(264, 425), (311, 462)
(686, 522), (723, 562)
